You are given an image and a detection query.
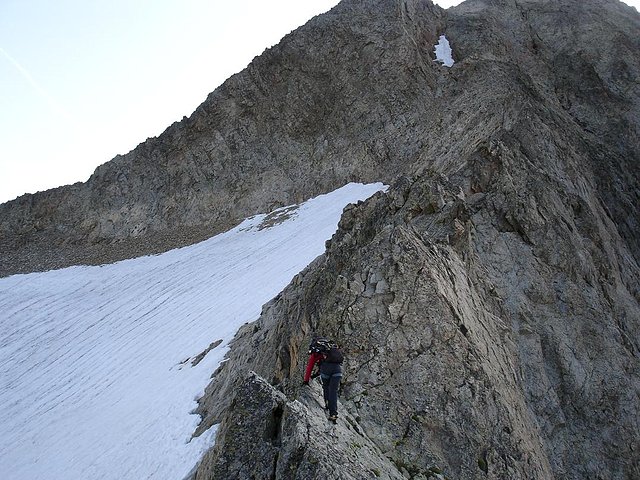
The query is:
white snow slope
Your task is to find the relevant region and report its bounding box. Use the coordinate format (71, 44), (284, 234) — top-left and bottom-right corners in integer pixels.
(0, 182), (385, 480)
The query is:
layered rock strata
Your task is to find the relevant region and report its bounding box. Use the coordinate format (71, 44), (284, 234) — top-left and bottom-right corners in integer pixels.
(193, 167), (638, 479)
(189, 1), (640, 478)
(1, 0), (638, 478)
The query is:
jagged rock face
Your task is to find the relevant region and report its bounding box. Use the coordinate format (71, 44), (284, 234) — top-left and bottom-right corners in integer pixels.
(447, 0), (640, 259)
(197, 372), (407, 480)
(194, 174), (638, 479)
(1, 0), (638, 478)
(188, 0), (639, 479)
(2, 0), (637, 278)
(0, 0), (448, 276)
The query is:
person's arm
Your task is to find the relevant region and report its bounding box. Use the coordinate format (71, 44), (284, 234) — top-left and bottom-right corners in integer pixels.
(303, 353), (319, 383)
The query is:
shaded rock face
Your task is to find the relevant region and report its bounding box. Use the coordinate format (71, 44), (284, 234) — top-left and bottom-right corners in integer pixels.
(186, 1), (640, 479)
(196, 371), (407, 480)
(195, 173), (638, 479)
(2, 0), (637, 278)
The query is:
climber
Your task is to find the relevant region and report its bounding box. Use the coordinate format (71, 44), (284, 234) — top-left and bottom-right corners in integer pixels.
(303, 337), (344, 423)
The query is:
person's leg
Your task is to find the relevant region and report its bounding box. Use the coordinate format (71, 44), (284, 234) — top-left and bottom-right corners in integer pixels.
(327, 373), (342, 417)
(320, 373), (330, 407)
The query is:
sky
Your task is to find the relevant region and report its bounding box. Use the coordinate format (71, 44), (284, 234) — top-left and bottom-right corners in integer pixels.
(0, 0), (638, 204)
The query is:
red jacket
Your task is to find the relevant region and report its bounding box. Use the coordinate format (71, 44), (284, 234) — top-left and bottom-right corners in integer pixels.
(303, 352), (325, 383)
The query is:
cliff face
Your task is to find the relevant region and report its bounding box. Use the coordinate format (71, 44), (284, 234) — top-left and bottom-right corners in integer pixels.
(1, 0), (448, 276)
(186, 0), (639, 479)
(2, 0), (636, 277)
(2, 0), (638, 478)
(195, 171), (638, 478)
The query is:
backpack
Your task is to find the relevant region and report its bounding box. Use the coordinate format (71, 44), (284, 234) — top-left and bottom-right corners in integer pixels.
(309, 337), (344, 364)
(324, 345), (344, 364)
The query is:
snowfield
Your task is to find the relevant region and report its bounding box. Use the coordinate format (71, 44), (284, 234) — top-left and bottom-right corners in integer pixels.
(0, 182), (385, 480)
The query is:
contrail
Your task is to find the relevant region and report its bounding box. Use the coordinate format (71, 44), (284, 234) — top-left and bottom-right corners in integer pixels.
(0, 46), (75, 122)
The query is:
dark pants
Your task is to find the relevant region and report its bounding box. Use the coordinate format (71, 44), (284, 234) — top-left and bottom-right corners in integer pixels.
(320, 362), (342, 417)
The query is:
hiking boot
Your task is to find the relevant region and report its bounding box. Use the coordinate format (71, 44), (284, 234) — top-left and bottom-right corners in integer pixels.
(328, 414), (338, 423)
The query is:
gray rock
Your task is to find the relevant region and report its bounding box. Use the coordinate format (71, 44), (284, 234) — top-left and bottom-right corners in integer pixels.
(1, 0), (447, 276)
(1, 0), (639, 479)
(2, 0), (638, 280)
(188, 2), (639, 477)
(195, 169), (639, 479)
(195, 371), (405, 480)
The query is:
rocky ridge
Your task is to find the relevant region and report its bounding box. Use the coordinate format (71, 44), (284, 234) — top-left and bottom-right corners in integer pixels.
(193, 169), (638, 479)
(187, 0), (639, 479)
(1, 0), (638, 479)
(1, 0), (448, 276)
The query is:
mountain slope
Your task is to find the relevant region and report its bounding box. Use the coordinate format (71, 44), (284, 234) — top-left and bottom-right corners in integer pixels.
(183, 1), (640, 479)
(0, 0), (446, 277)
(2, 0), (637, 278)
(0, 183), (384, 480)
(1, 0), (638, 479)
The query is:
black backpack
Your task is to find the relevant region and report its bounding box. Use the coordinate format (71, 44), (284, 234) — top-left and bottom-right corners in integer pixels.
(325, 345), (344, 364)
(309, 337), (344, 364)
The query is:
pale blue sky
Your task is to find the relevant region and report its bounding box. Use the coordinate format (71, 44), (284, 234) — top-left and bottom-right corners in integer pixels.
(0, 0), (343, 202)
(0, 0), (637, 203)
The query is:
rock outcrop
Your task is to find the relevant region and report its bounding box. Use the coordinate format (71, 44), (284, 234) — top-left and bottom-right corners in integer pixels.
(189, 0), (640, 479)
(195, 371), (407, 480)
(193, 171), (638, 479)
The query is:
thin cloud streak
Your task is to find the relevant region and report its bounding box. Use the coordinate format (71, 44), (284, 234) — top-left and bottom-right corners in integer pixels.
(0, 46), (75, 123)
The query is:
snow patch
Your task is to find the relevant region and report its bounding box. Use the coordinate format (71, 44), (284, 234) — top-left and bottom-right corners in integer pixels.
(433, 34), (455, 67)
(0, 182), (385, 480)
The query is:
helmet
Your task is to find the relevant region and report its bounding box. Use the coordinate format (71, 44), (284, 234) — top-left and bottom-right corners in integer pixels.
(309, 337), (333, 354)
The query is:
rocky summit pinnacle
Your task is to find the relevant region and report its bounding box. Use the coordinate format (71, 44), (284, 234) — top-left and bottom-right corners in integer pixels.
(2, 0), (639, 479)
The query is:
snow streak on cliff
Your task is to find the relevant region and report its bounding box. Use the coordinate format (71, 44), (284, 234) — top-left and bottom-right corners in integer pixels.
(0, 182), (385, 480)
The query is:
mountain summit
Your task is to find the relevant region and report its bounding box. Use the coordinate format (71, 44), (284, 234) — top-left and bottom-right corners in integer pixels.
(1, 0), (638, 278)
(1, 0), (638, 479)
